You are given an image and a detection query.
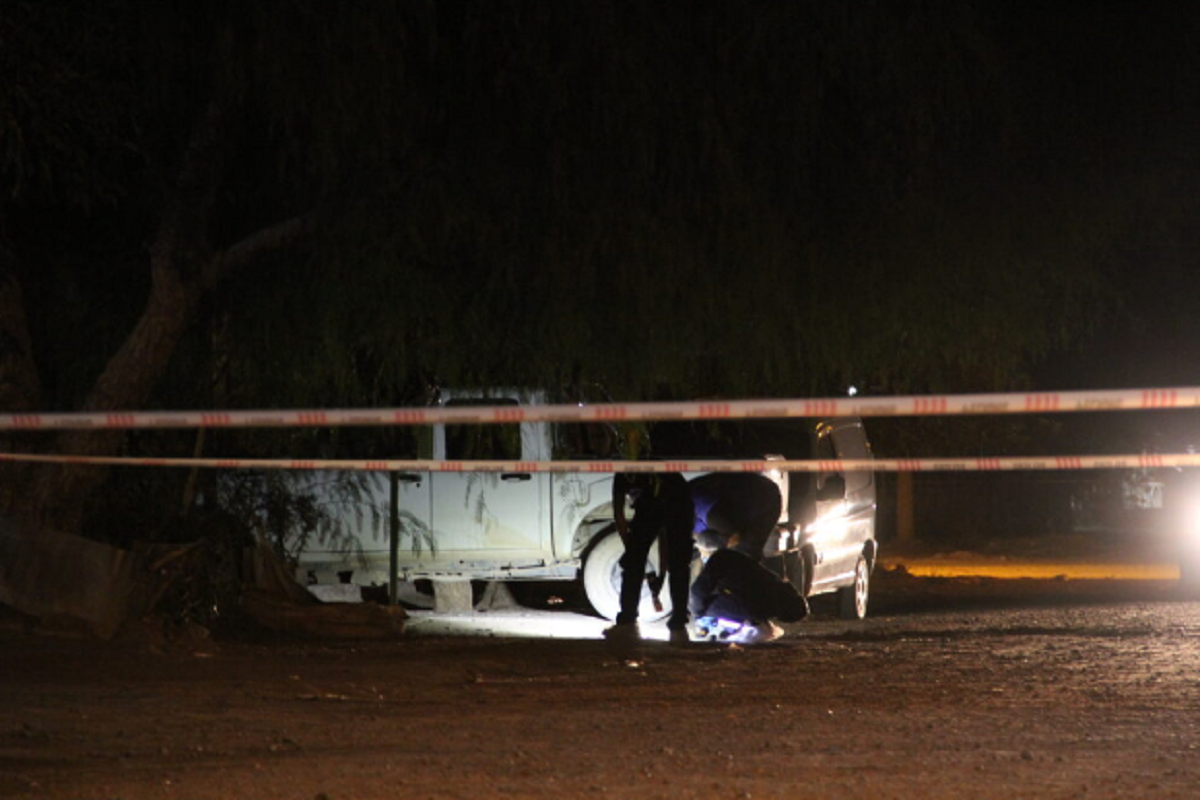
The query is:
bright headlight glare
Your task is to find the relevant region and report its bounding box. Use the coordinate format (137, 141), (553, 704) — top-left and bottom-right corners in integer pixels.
(1178, 499), (1200, 552)
(1186, 506), (1200, 545)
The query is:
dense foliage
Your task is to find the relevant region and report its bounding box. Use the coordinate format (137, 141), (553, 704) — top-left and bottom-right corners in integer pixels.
(3, 1), (1198, 534)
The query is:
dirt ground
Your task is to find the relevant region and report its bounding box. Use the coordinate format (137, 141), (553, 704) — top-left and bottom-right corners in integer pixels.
(3, 557), (1200, 800)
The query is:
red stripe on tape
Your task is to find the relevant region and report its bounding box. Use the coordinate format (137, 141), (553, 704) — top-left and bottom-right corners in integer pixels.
(1142, 390), (1178, 409)
(804, 401), (839, 417)
(700, 403), (731, 419)
(912, 397), (948, 415)
(1024, 394), (1061, 412)
(202, 413), (232, 426)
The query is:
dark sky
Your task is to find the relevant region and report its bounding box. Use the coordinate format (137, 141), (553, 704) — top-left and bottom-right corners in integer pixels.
(1004, 4), (1200, 448)
(5, 1), (1200, 409)
(1006, 5), (1200, 391)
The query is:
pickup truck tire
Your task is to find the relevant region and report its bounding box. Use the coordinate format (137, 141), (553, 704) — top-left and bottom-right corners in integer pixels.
(837, 555), (869, 620)
(582, 529), (672, 623)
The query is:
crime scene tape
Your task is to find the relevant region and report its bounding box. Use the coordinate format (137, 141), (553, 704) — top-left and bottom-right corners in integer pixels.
(2, 452), (1197, 472)
(1, 387), (1197, 431)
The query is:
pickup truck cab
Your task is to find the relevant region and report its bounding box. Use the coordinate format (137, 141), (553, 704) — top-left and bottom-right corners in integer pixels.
(297, 391), (877, 620)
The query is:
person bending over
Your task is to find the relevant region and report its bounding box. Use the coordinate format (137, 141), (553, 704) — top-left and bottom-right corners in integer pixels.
(689, 472), (782, 561)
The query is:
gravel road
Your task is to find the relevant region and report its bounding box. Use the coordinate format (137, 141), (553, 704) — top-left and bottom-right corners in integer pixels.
(3, 568), (1199, 799)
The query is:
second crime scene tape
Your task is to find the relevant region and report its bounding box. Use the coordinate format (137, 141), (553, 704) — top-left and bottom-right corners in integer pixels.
(2, 452), (1198, 473)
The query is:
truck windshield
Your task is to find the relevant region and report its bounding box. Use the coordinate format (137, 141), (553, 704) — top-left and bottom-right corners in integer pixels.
(556, 422), (617, 459)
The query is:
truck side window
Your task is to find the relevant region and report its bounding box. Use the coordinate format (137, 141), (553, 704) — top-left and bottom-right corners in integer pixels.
(443, 398), (522, 460)
(814, 427), (839, 497)
(815, 430), (837, 461)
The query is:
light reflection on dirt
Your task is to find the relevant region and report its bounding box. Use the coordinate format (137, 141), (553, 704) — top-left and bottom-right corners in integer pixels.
(5, 566), (1200, 799)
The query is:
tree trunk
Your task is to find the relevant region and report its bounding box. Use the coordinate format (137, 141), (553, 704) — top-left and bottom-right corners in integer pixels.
(896, 471), (915, 543)
(0, 270), (42, 415)
(16, 98), (227, 533)
(27, 276), (200, 531)
(19, 203), (312, 534)
(0, 260), (44, 517)
(7, 97), (313, 533)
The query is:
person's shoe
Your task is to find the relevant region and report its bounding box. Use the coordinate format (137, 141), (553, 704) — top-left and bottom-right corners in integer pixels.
(692, 616), (720, 641)
(602, 622), (640, 643)
(728, 620), (783, 645)
(668, 626), (692, 646)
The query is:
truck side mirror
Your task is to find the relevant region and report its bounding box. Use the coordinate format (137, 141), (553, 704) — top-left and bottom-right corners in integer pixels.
(816, 474), (846, 502)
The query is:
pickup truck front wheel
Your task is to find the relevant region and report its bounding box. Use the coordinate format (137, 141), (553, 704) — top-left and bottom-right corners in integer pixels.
(582, 529), (672, 623)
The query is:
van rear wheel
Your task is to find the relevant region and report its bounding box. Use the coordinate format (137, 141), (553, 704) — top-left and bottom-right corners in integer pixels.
(784, 549), (811, 597)
(837, 555), (869, 620)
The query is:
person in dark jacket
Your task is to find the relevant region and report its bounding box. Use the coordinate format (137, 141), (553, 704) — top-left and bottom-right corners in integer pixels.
(689, 534), (807, 643)
(689, 472), (782, 561)
(606, 470), (695, 643)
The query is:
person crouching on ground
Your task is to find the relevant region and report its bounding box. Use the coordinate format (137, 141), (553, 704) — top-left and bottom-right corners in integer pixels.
(689, 531), (808, 644)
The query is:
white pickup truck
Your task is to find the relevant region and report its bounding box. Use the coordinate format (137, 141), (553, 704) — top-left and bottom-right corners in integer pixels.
(298, 390), (877, 620)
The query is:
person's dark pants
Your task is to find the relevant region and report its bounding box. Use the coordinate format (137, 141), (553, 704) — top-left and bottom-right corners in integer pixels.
(616, 507), (694, 630)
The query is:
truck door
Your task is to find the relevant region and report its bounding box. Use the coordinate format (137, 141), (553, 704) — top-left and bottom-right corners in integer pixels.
(806, 421), (869, 584)
(426, 397), (551, 564)
(829, 419), (875, 569)
(808, 423), (845, 588)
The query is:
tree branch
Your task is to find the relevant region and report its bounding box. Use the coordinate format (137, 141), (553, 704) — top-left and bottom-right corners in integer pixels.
(149, 99), (226, 292)
(202, 212), (319, 291)
(0, 248), (44, 519)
